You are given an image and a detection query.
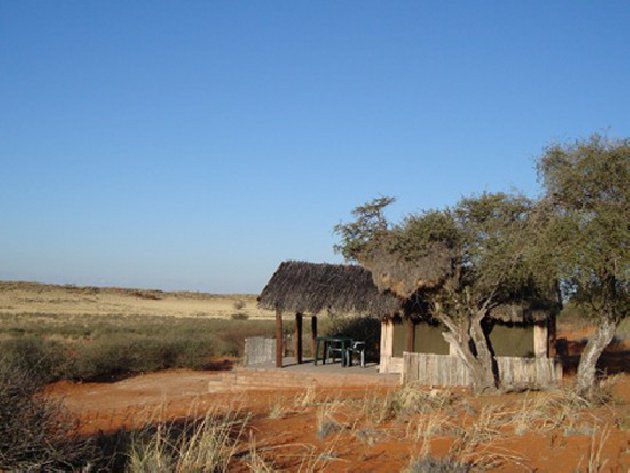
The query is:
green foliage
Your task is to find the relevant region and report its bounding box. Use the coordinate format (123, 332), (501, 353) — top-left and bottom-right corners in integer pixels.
(534, 135), (629, 321)
(334, 189), (553, 392)
(333, 196), (395, 261)
(389, 209), (461, 260)
(335, 192), (543, 314)
(0, 337), (72, 383)
(0, 314), (276, 382)
(454, 192), (538, 301)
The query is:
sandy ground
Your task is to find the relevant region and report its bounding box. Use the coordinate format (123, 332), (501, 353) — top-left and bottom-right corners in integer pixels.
(0, 281), (274, 318)
(46, 369), (630, 472)
(47, 345), (630, 472)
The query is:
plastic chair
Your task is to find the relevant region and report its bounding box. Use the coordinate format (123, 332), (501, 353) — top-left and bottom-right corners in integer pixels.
(346, 341), (366, 367)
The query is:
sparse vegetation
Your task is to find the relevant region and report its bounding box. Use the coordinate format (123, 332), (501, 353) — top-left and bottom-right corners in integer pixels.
(0, 281), (272, 319)
(0, 358), (96, 470)
(405, 456), (470, 473)
(0, 313), (275, 381)
(268, 397), (288, 419)
(127, 408), (248, 473)
(0, 349), (627, 471)
(316, 401), (342, 440)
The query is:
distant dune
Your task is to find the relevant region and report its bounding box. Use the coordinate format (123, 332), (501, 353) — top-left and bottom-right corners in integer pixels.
(0, 280), (274, 319)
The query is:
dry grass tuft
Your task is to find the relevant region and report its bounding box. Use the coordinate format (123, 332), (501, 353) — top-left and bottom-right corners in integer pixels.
(316, 400), (342, 440)
(393, 384), (457, 419)
(268, 397), (288, 420)
(293, 386), (316, 407)
(245, 431), (276, 473)
(404, 455), (470, 473)
(127, 407), (248, 473)
(584, 424), (611, 473)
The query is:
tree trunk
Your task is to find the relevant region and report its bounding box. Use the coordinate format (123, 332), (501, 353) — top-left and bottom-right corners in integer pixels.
(468, 312), (497, 392)
(576, 317), (618, 398)
(441, 316), (496, 394)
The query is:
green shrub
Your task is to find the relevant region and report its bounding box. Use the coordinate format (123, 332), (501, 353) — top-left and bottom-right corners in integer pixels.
(0, 314), (277, 382)
(0, 337), (72, 383)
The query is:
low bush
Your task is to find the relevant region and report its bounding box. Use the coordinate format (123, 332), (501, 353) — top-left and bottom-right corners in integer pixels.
(0, 358), (96, 470)
(0, 314), (276, 382)
(0, 353), (252, 471)
(0, 337), (72, 383)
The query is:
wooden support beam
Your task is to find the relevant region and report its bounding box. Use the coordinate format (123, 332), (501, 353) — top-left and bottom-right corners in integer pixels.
(275, 308), (283, 368)
(405, 316), (415, 353)
(295, 312), (303, 364)
(533, 323), (548, 358)
(379, 318), (393, 374)
(311, 315), (318, 361)
(547, 313), (557, 358)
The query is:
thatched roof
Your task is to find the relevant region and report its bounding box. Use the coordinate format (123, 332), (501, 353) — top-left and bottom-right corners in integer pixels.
(258, 261), (401, 316)
(258, 261), (558, 323)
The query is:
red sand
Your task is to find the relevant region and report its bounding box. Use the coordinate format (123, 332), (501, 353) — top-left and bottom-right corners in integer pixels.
(46, 335), (630, 472)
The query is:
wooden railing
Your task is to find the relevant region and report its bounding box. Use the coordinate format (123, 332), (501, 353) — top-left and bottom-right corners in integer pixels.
(402, 352), (561, 387)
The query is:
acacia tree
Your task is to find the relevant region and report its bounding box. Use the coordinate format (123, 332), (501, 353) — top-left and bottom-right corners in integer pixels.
(533, 136), (629, 398)
(335, 192), (541, 393)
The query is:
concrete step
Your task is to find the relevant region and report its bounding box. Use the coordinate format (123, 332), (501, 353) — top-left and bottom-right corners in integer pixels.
(221, 367), (400, 389)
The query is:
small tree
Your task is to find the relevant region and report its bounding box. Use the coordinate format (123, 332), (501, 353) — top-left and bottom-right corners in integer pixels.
(232, 299), (246, 311)
(533, 135), (629, 398)
(335, 192), (542, 393)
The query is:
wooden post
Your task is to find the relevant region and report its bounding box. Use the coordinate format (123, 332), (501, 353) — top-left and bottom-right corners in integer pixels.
(379, 318), (393, 374)
(533, 323), (548, 357)
(275, 308), (283, 368)
(405, 316), (415, 353)
(547, 313), (557, 358)
(295, 312), (303, 364)
(311, 315), (318, 361)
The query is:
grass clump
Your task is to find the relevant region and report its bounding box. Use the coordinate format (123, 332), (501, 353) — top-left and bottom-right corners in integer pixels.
(268, 398), (287, 419)
(405, 456), (470, 473)
(128, 408), (248, 473)
(386, 384), (457, 421)
(316, 400), (343, 440)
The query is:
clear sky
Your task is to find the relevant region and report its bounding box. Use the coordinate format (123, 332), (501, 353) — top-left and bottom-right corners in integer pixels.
(1, 1), (628, 293)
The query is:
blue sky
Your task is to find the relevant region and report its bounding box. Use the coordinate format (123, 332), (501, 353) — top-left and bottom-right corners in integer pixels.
(1, 1), (628, 293)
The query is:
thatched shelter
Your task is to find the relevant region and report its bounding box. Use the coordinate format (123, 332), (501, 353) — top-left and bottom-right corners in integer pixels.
(258, 261), (561, 387)
(258, 261), (401, 316)
(258, 261), (401, 367)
